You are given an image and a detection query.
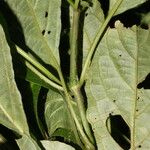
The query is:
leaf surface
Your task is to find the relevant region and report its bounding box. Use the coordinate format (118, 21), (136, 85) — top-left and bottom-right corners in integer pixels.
(83, 0), (147, 64)
(82, 0), (104, 63)
(41, 140), (75, 150)
(5, 0), (61, 68)
(30, 83), (46, 137)
(85, 22), (150, 149)
(110, 0), (147, 16)
(45, 89), (82, 146)
(17, 134), (75, 150)
(17, 134), (41, 150)
(0, 25), (28, 135)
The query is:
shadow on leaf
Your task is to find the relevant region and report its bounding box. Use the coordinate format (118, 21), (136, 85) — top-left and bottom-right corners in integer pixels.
(106, 114), (130, 150)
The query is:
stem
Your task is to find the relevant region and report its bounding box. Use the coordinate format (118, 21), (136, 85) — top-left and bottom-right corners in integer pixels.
(25, 62), (63, 91)
(58, 69), (95, 150)
(67, 0), (75, 8)
(71, 84), (95, 144)
(69, 9), (80, 86)
(15, 45), (61, 85)
(75, 0), (80, 9)
(79, 0), (123, 86)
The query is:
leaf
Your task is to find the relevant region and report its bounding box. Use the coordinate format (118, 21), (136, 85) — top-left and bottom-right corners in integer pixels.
(0, 25), (29, 135)
(82, 0), (105, 62)
(85, 22), (150, 149)
(17, 134), (41, 150)
(41, 140), (75, 150)
(45, 89), (82, 146)
(17, 134), (75, 150)
(30, 83), (46, 138)
(5, 0), (61, 68)
(110, 0), (147, 16)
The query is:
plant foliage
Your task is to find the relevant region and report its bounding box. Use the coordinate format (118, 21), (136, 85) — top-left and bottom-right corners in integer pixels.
(0, 0), (150, 150)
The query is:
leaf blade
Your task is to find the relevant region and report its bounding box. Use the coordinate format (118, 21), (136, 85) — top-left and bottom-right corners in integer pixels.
(0, 25), (29, 135)
(110, 0), (147, 16)
(41, 140), (75, 150)
(45, 89), (82, 146)
(85, 22), (150, 149)
(5, 0), (61, 69)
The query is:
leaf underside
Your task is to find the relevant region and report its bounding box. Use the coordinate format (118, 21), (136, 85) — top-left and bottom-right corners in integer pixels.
(45, 89), (82, 146)
(0, 25), (29, 135)
(110, 0), (147, 16)
(5, 0), (61, 68)
(85, 22), (150, 149)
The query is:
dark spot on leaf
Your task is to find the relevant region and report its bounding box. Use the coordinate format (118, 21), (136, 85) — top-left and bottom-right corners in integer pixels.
(119, 54), (122, 57)
(136, 109), (139, 112)
(85, 13), (88, 16)
(137, 97), (140, 100)
(138, 145), (142, 148)
(109, 112), (114, 116)
(71, 95), (75, 99)
(113, 100), (116, 103)
(42, 30), (45, 35)
(95, 117), (97, 120)
(45, 11), (48, 18)
(137, 73), (150, 89)
(106, 115), (130, 150)
(48, 31), (51, 34)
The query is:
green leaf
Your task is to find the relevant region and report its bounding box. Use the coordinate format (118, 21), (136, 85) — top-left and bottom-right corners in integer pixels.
(30, 83), (46, 138)
(5, 0), (61, 68)
(110, 0), (147, 16)
(41, 140), (75, 150)
(17, 134), (41, 150)
(0, 25), (29, 135)
(17, 135), (75, 150)
(85, 22), (150, 149)
(82, 0), (105, 62)
(45, 89), (82, 146)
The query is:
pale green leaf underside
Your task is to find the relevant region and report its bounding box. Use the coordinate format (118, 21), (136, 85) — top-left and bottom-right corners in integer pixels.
(86, 22), (150, 149)
(17, 134), (75, 150)
(5, 0), (61, 68)
(110, 0), (147, 16)
(41, 140), (75, 150)
(0, 25), (28, 135)
(83, 0), (104, 63)
(17, 134), (41, 150)
(45, 89), (81, 144)
(83, 0), (147, 64)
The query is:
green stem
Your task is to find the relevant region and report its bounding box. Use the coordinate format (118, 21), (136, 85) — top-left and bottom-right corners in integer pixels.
(79, 0), (123, 86)
(69, 9), (80, 86)
(67, 0), (75, 8)
(58, 69), (95, 150)
(71, 84), (95, 144)
(75, 0), (80, 9)
(15, 46), (61, 85)
(25, 62), (63, 91)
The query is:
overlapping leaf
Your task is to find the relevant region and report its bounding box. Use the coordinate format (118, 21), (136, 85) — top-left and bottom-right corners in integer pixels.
(45, 89), (82, 146)
(110, 0), (147, 16)
(82, 0), (104, 62)
(41, 140), (75, 150)
(5, 0), (61, 68)
(83, 0), (147, 64)
(17, 134), (41, 150)
(85, 22), (150, 149)
(17, 133), (75, 150)
(0, 25), (29, 135)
